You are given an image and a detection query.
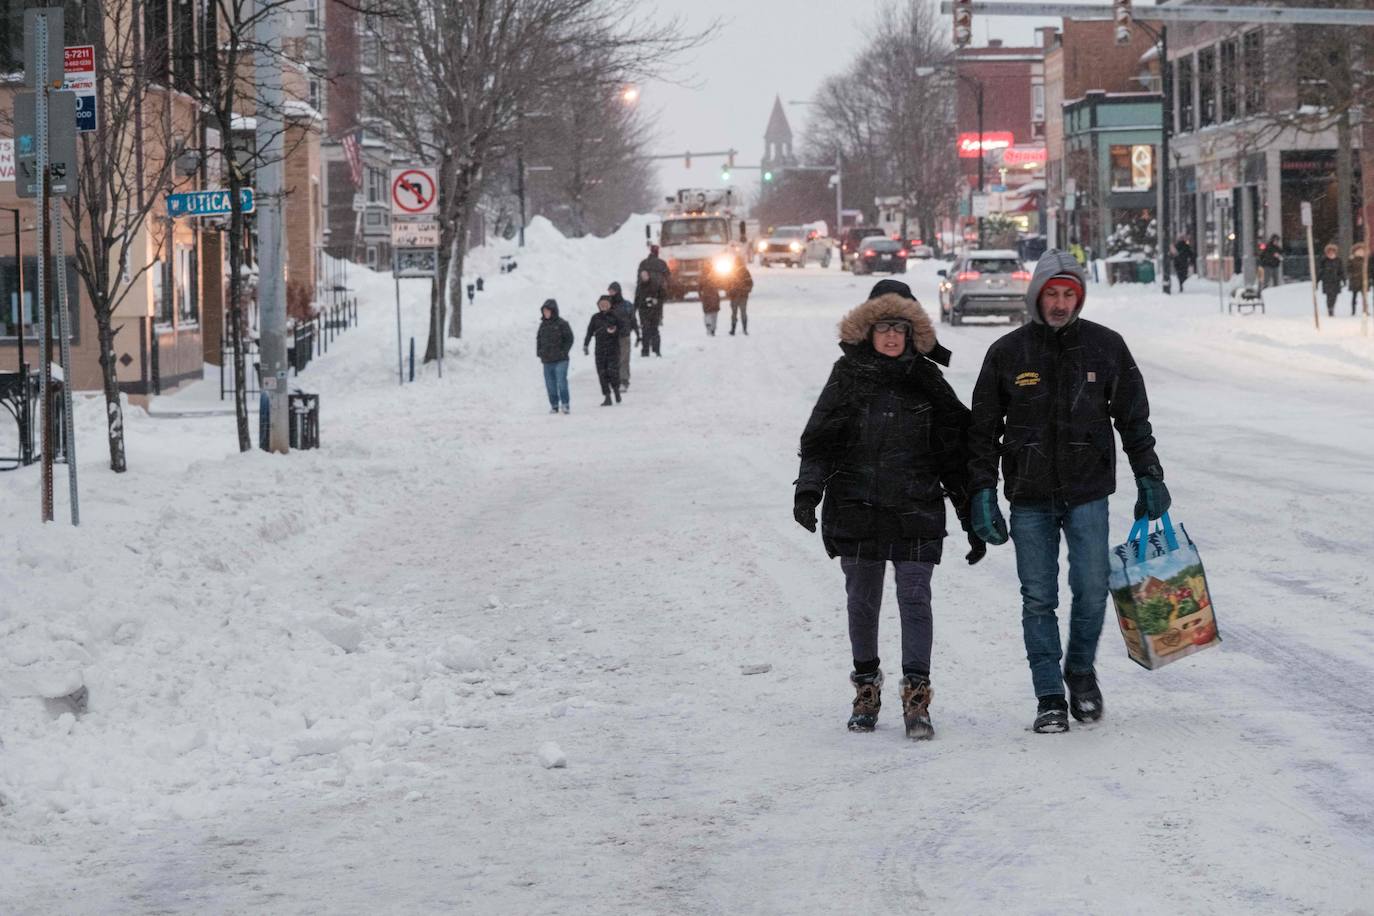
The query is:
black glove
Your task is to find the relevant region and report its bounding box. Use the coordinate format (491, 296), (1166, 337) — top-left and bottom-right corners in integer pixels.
(965, 531), (987, 565)
(1134, 475), (1171, 521)
(793, 493), (819, 533)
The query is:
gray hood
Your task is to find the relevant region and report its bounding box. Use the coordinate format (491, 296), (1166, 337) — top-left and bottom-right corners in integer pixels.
(1025, 249), (1088, 324)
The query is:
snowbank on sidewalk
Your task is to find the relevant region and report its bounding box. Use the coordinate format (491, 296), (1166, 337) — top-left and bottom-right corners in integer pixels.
(0, 214), (657, 828)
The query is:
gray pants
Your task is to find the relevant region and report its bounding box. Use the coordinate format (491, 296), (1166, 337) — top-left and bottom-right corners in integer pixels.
(618, 336), (632, 387)
(841, 557), (935, 676)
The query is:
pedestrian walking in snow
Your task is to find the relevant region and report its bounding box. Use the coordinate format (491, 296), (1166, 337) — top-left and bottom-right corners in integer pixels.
(584, 295), (625, 406)
(635, 246), (669, 357)
(794, 279), (981, 740)
(536, 299), (574, 414)
(607, 281), (638, 391)
(1258, 234), (1283, 289)
(701, 284), (721, 336)
(729, 262), (753, 336)
(967, 250), (1168, 735)
(1173, 237), (1195, 292)
(1317, 243), (1346, 317)
(1350, 243), (1369, 315)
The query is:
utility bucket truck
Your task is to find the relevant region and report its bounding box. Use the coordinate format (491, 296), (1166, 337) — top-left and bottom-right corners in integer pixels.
(651, 188), (749, 301)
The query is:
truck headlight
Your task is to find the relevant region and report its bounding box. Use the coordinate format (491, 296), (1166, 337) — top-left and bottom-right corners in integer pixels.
(712, 255), (736, 276)
(788, 241), (803, 253)
(756, 240), (767, 253)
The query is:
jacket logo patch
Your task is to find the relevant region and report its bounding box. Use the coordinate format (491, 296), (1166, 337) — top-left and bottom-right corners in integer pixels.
(1086, 371), (1097, 382)
(1015, 371), (1041, 388)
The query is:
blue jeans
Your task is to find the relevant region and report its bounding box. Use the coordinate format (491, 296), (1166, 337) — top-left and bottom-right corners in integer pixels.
(1010, 498), (1110, 698)
(542, 360), (569, 408)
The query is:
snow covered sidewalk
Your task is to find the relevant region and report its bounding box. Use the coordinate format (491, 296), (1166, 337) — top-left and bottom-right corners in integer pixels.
(3, 224), (1374, 913)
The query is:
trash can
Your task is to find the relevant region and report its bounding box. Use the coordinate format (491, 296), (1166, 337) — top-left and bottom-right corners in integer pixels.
(288, 392), (320, 450)
(1136, 260), (1156, 283)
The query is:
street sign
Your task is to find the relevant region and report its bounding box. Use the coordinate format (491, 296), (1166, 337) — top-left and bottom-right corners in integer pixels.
(391, 219), (440, 247)
(63, 45), (96, 132)
(390, 167), (437, 217)
(0, 139), (13, 182)
(1300, 201), (1313, 228)
(166, 188), (256, 218)
(22, 7), (64, 90)
(394, 247), (438, 277)
(14, 90), (77, 197)
(971, 192), (991, 218)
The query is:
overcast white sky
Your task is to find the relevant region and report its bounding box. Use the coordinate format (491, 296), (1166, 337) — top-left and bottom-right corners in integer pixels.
(637, 0), (1116, 199)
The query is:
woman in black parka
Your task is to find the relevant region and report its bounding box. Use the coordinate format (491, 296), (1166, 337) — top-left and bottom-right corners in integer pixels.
(793, 280), (984, 740)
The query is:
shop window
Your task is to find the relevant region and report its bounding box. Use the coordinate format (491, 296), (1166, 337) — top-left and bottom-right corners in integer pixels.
(176, 244), (199, 325)
(1198, 46), (1216, 128)
(1220, 38), (1238, 122)
(1110, 145), (1154, 192)
(1243, 30), (1264, 115)
(0, 257), (81, 340)
(1176, 56), (1194, 133)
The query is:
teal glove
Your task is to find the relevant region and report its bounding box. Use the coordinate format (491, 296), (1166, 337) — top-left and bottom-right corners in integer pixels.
(1134, 476), (1171, 520)
(971, 488), (1009, 546)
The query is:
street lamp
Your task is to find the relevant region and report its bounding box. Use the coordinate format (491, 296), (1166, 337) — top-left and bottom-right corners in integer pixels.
(916, 65), (985, 249)
(1131, 20), (1174, 294)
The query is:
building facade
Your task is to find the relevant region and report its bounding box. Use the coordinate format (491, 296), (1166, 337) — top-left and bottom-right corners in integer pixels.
(1062, 91), (1163, 258)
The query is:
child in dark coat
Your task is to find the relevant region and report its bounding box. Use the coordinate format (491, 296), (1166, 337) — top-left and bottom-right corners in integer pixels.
(1317, 243), (1346, 317)
(584, 295), (626, 405)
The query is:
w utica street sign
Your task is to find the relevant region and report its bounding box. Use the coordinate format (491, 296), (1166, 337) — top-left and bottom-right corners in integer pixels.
(167, 188), (255, 218)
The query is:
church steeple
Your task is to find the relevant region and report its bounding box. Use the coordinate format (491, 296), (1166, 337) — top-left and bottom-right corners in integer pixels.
(763, 95), (794, 168)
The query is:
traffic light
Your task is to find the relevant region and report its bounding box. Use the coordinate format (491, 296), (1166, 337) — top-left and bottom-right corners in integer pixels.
(1114, 0), (1132, 45)
(763, 169), (774, 183)
(953, 0), (972, 47)
(685, 151), (691, 169)
(720, 164), (731, 182)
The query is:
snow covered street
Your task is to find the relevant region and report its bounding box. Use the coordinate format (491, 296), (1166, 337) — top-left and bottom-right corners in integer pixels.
(4, 222), (1374, 913)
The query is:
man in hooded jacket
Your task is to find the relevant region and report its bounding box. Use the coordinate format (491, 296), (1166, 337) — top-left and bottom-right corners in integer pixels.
(536, 298), (574, 413)
(607, 281), (639, 391)
(635, 245), (671, 357)
(794, 279), (981, 740)
(967, 250), (1170, 734)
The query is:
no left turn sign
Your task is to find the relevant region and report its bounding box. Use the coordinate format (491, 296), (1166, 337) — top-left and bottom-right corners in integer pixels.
(391, 167), (438, 217)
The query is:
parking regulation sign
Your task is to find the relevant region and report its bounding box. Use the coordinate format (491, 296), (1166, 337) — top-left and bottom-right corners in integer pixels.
(390, 167), (437, 217)
(64, 45), (96, 132)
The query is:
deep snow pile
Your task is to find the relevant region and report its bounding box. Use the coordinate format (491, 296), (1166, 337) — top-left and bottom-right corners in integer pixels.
(0, 215), (654, 827)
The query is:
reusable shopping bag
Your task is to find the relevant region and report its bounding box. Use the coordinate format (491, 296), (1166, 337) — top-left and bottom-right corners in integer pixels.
(1108, 512), (1220, 670)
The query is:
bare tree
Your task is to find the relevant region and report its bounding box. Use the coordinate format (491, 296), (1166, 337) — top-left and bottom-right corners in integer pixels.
(372, 0), (709, 362)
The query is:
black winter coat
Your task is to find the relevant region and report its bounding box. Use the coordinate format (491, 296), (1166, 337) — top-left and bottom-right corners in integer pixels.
(731, 267), (754, 299)
(584, 309), (627, 355)
(536, 304), (574, 364)
(1173, 241), (1195, 278)
(609, 294), (639, 334)
(634, 257), (670, 306)
(796, 343), (973, 562)
(968, 319), (1160, 508)
(1317, 256), (1346, 295)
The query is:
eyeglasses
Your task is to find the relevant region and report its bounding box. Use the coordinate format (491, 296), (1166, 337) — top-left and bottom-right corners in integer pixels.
(872, 321), (911, 334)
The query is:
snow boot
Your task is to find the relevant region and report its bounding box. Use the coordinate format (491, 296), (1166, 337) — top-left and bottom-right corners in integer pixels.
(1064, 668), (1103, 722)
(560, 405), (570, 414)
(613, 388), (621, 404)
(600, 395), (613, 407)
(847, 670), (883, 732)
(549, 407), (559, 414)
(899, 675), (934, 740)
(1033, 695), (1070, 734)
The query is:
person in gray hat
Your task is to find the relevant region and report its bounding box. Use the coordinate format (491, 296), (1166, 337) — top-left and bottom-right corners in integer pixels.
(967, 251), (1170, 734)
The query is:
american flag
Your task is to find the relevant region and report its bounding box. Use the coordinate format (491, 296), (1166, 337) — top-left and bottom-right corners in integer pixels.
(341, 129), (363, 189)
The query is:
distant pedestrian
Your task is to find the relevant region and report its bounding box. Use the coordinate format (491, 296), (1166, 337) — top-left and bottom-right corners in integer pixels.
(729, 261), (753, 336)
(1258, 234), (1283, 289)
(635, 247), (669, 357)
(607, 281), (638, 392)
(1173, 236), (1195, 292)
(584, 295), (625, 406)
(1347, 243), (1367, 315)
(536, 298), (574, 414)
(701, 284), (721, 336)
(1317, 242), (1346, 317)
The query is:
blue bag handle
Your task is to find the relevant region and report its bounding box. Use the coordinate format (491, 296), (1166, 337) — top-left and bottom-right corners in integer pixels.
(1130, 510), (1180, 563)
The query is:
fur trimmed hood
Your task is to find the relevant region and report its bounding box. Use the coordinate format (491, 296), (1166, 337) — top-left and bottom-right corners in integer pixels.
(837, 293), (937, 355)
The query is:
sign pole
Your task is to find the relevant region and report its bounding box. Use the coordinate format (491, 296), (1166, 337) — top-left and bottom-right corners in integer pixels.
(1302, 200), (1319, 330)
(35, 12), (53, 523)
(394, 257), (404, 385)
(254, 0), (288, 452)
(51, 196), (78, 524)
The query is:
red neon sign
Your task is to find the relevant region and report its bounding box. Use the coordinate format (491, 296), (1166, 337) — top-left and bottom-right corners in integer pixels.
(957, 131), (1014, 158)
(1002, 146), (1048, 166)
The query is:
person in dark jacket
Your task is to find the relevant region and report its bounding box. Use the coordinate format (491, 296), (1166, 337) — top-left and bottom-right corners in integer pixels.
(701, 284), (721, 336)
(635, 245), (670, 357)
(1258, 234), (1283, 289)
(1349, 243), (1369, 316)
(794, 280), (983, 740)
(607, 281), (639, 392)
(583, 295), (625, 406)
(968, 250), (1169, 735)
(729, 261), (754, 336)
(536, 299), (574, 414)
(1317, 243), (1347, 317)
(1172, 236), (1195, 292)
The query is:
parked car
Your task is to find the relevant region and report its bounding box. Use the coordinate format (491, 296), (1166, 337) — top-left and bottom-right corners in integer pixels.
(840, 226), (887, 270)
(937, 250), (1031, 325)
(907, 243), (935, 259)
(851, 237), (908, 275)
(757, 225), (822, 268)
